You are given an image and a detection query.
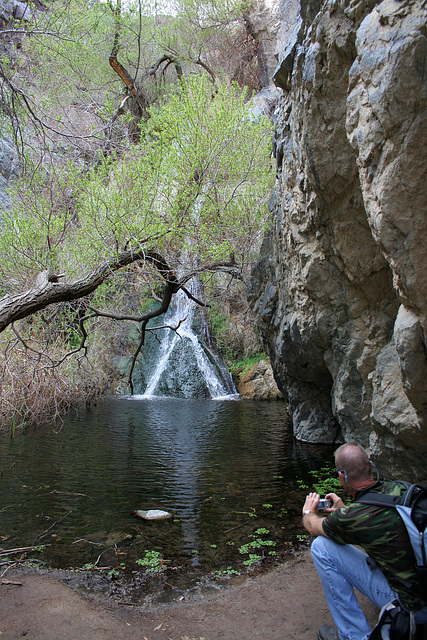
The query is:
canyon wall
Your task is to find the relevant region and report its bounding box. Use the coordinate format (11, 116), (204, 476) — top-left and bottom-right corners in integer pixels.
(248, 0), (427, 481)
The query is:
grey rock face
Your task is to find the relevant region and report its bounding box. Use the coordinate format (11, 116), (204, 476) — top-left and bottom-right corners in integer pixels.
(0, 0), (24, 212)
(0, 136), (19, 213)
(0, 0), (33, 22)
(249, 0), (427, 481)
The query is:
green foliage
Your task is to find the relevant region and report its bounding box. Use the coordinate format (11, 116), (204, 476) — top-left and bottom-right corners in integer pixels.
(214, 566), (241, 576)
(309, 466), (342, 495)
(136, 550), (164, 572)
(242, 553), (262, 566)
(0, 76), (272, 295)
(152, 0), (251, 76)
(296, 534), (309, 542)
(238, 532), (276, 555)
(22, 0), (160, 120)
(0, 0), (274, 427)
(1, 159), (84, 279)
(16, 0), (260, 150)
(229, 352), (267, 373)
(141, 75), (273, 262)
(297, 466), (343, 497)
(205, 282), (265, 364)
(208, 307), (230, 348)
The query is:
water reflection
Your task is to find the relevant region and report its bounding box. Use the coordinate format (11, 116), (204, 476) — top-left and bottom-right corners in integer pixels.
(0, 397), (335, 576)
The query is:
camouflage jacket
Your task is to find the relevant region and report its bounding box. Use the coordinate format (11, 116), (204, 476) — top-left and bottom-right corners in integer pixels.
(322, 480), (426, 611)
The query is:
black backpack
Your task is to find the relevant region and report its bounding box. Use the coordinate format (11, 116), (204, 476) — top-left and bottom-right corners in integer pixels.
(368, 599), (424, 640)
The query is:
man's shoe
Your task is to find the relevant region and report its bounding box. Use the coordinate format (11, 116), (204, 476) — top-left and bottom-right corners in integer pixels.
(317, 625), (339, 640)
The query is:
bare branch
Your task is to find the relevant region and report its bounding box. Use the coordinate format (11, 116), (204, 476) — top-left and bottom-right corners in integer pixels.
(108, 0), (149, 125)
(0, 248), (179, 333)
(0, 66), (110, 142)
(181, 286), (209, 307)
(148, 55), (183, 80)
(195, 58), (216, 84)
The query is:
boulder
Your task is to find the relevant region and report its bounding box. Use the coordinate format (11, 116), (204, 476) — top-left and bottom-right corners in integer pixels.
(236, 360), (284, 400)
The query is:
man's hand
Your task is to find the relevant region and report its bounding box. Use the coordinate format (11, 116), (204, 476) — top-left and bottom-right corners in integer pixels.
(325, 492), (346, 511)
(302, 492), (321, 514)
(302, 492), (328, 537)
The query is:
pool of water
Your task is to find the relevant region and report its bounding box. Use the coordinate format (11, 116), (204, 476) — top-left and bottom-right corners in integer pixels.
(0, 396), (336, 597)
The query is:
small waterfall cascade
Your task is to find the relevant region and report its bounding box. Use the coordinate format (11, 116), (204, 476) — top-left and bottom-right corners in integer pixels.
(138, 286), (237, 400)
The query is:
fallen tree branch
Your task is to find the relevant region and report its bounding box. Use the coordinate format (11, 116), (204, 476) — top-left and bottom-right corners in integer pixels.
(33, 511), (72, 544)
(40, 490), (95, 502)
(0, 546), (45, 556)
(0, 249), (175, 333)
(1, 251), (242, 396)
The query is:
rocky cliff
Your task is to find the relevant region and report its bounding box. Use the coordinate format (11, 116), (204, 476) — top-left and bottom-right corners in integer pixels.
(248, 0), (427, 481)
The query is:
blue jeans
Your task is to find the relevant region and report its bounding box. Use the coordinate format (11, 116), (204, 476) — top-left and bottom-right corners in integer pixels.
(311, 536), (427, 640)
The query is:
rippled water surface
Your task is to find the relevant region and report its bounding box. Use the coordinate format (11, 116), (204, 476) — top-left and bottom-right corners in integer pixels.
(0, 397), (335, 591)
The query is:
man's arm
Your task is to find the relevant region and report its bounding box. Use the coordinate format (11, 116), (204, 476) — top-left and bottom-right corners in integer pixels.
(302, 510), (327, 537)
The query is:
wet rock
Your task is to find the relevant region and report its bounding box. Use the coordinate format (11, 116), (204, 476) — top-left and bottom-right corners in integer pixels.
(105, 531), (132, 546)
(134, 509), (172, 520)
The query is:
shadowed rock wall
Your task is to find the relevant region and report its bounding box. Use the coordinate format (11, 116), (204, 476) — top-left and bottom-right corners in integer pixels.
(248, 0), (427, 481)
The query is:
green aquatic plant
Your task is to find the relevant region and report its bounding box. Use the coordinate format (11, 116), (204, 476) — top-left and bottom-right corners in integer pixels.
(243, 554), (262, 566)
(309, 466), (342, 496)
(253, 528), (269, 536)
(136, 550), (164, 573)
(297, 466), (342, 496)
(238, 537), (276, 555)
(214, 566), (241, 576)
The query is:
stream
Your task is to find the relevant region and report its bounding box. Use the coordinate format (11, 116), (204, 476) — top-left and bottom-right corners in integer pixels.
(0, 396), (336, 603)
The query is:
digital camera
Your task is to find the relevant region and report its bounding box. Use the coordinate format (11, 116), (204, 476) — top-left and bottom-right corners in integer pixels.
(318, 498), (332, 511)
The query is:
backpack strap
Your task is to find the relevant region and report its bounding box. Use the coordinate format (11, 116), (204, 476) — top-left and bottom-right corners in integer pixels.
(356, 481), (412, 508)
(358, 484), (427, 533)
(358, 482), (427, 600)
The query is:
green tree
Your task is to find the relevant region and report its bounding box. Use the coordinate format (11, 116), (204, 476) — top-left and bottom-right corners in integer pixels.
(0, 0), (261, 156)
(0, 0), (272, 426)
(0, 74), (272, 395)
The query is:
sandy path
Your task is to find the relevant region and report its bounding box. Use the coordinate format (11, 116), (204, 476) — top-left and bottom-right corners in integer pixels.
(0, 551), (378, 640)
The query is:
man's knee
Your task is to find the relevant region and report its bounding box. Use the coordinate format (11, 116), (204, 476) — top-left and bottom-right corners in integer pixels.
(311, 535), (330, 560)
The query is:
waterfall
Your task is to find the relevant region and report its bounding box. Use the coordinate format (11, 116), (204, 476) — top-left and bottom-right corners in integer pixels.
(137, 287), (237, 400)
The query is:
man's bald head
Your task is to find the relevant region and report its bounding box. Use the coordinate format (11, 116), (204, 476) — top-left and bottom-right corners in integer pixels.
(334, 442), (372, 484)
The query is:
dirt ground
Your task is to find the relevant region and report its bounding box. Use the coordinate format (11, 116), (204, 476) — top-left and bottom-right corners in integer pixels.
(0, 550), (379, 640)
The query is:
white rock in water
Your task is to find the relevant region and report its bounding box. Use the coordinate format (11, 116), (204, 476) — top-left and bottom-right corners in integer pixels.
(134, 509), (172, 520)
